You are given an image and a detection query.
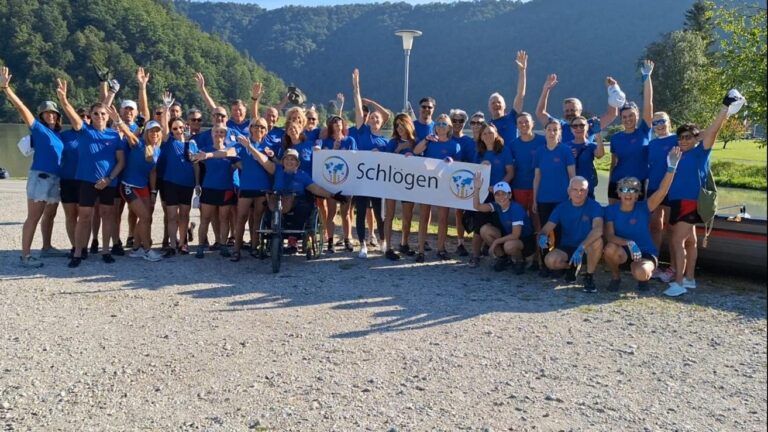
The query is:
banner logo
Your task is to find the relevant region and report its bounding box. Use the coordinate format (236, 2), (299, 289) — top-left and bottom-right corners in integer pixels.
(323, 156), (349, 185)
(449, 169), (475, 199)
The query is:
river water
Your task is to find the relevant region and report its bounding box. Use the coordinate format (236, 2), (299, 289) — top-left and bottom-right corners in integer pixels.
(1, 123), (766, 218)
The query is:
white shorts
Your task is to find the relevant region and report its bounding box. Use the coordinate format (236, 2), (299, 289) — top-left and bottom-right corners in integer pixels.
(26, 170), (61, 204)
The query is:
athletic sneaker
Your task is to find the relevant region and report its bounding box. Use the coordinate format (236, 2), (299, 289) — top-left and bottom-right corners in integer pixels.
(564, 267), (577, 282)
(40, 247), (68, 258)
(101, 254), (115, 264)
(220, 245), (231, 258)
(326, 240), (335, 254)
(110, 242), (125, 256)
(163, 248), (177, 258)
(607, 278), (622, 292)
(20, 255), (43, 268)
(343, 239), (354, 252)
(335, 239), (345, 247)
(67, 257), (82, 268)
(493, 256), (509, 272)
(436, 250), (450, 261)
(399, 243), (415, 256)
(128, 248), (145, 258)
(69, 248), (88, 260)
(358, 246), (368, 259)
(143, 249), (163, 262)
(195, 245), (205, 259)
(89, 239), (99, 255)
(682, 278), (697, 289)
(385, 249), (400, 261)
(424, 241), (433, 252)
(664, 282), (688, 297)
(456, 243), (469, 257)
(415, 252), (425, 263)
(125, 236), (134, 249)
(513, 260), (526, 275)
(209, 242), (222, 251)
(368, 234), (378, 248)
(468, 256), (479, 268)
(582, 273), (597, 293)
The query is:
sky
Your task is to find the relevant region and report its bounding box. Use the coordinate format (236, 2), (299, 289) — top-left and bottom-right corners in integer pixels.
(203, 0), (470, 9)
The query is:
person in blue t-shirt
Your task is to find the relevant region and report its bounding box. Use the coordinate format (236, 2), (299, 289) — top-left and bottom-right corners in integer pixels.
(382, 113), (417, 261)
(321, 115), (357, 253)
(608, 60), (656, 204)
(58, 108), (90, 254)
(664, 95), (738, 297)
(563, 116), (605, 199)
(263, 107), (285, 151)
(413, 113), (461, 263)
(414, 97), (436, 143)
(162, 117), (201, 256)
(538, 177), (604, 292)
(471, 175), (535, 272)
(603, 147), (681, 293)
(509, 112), (545, 216)
(449, 108), (477, 258)
(195, 72), (263, 138)
(303, 106), (322, 142)
(488, 50), (528, 145)
(533, 120), (576, 228)
(1, 67), (66, 267)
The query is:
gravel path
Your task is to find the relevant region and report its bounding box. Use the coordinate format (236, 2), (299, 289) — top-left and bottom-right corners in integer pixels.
(0, 179), (765, 431)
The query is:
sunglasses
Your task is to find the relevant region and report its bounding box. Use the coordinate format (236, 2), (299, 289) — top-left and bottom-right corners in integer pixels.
(172, 126), (185, 131)
(92, 112), (108, 117)
(250, 125), (267, 130)
(306, 117), (317, 121)
(618, 187), (639, 194)
(571, 123), (587, 129)
(189, 118), (202, 123)
(652, 119), (668, 126)
(451, 118), (465, 124)
(154, 111), (163, 116)
(678, 133), (697, 140)
(420, 105), (434, 110)
(434, 122), (450, 127)
(79, 114), (90, 119)
(470, 121), (484, 126)
(213, 113), (227, 118)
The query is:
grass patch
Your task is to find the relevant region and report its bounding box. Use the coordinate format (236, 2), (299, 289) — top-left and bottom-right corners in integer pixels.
(711, 161), (767, 189)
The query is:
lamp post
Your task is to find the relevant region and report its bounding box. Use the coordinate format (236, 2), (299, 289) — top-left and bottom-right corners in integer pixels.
(395, 29), (422, 113)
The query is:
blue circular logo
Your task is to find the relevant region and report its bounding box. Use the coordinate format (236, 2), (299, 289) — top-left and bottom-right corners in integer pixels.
(449, 169), (475, 199)
(322, 156), (349, 185)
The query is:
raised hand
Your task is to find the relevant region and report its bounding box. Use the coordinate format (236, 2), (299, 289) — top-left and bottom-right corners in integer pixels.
(56, 79), (68, 100)
(0, 67), (11, 88)
(352, 69), (360, 89)
(236, 135), (250, 147)
(606, 76), (617, 87)
(106, 105), (121, 123)
(336, 93), (344, 105)
(107, 79), (120, 94)
(473, 171), (483, 190)
(252, 82), (263, 99)
(640, 60), (654, 77)
(194, 72), (206, 89)
(667, 146), (682, 169)
(515, 50), (528, 70)
(136, 67), (150, 86)
(543, 74), (558, 90)
(588, 116), (601, 134)
(162, 91), (174, 109)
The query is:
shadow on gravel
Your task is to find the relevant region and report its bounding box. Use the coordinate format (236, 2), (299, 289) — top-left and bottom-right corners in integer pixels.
(1, 248), (765, 339)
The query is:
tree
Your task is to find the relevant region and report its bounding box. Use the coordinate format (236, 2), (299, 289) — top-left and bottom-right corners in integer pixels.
(719, 117), (747, 149)
(684, 0), (715, 48)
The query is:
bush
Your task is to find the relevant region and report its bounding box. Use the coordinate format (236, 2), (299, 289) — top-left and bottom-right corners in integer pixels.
(711, 160), (767, 190)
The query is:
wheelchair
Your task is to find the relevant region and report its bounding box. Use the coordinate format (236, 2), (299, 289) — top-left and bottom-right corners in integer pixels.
(256, 192), (323, 273)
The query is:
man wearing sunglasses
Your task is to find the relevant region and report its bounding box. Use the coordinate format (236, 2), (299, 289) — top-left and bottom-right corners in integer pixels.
(195, 72), (263, 138)
(415, 96), (436, 143)
(489, 50), (528, 145)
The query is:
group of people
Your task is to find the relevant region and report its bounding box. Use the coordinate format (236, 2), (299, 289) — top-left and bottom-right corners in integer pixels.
(2, 52), (744, 296)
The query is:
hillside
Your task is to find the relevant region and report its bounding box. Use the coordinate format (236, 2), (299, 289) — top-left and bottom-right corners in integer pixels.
(0, 0), (285, 123)
(175, 0), (694, 116)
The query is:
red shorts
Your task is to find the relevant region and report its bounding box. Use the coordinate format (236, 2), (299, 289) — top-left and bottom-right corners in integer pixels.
(120, 183), (150, 203)
(513, 189), (534, 212)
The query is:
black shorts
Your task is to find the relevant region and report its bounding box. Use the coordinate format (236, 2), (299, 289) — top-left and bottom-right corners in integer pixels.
(521, 235), (536, 257)
(156, 178), (165, 202)
(608, 181), (646, 201)
(619, 245), (658, 270)
(473, 195), (495, 234)
(78, 181), (117, 207)
(536, 201), (559, 228)
(163, 181), (194, 207)
(200, 188), (236, 206)
(668, 199), (703, 225)
(60, 179), (80, 204)
(239, 189), (268, 199)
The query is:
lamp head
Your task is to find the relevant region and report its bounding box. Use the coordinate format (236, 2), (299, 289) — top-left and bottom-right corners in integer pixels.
(395, 29), (422, 50)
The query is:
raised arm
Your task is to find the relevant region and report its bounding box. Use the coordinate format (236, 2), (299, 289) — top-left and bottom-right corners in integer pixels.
(56, 79), (83, 131)
(512, 50), (527, 114)
(0, 67), (35, 127)
(107, 105), (138, 146)
(194, 72), (217, 112)
(599, 77), (620, 127)
(137, 67), (151, 121)
(160, 91), (175, 141)
(647, 147), (681, 211)
(251, 82), (263, 119)
(535, 74), (557, 126)
(594, 130), (606, 158)
(361, 97), (390, 124)
(640, 60), (654, 126)
(472, 172), (494, 212)
(701, 104), (732, 150)
(336, 93), (345, 115)
(352, 68), (364, 127)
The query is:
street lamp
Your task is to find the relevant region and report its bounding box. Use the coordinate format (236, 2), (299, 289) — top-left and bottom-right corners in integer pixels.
(395, 29), (422, 113)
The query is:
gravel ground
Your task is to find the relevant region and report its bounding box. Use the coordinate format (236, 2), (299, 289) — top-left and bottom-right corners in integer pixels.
(0, 179), (766, 431)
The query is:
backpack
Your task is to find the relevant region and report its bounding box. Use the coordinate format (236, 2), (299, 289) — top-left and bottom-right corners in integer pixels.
(697, 167), (718, 248)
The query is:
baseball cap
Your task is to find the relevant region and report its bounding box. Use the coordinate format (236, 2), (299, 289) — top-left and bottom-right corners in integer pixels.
(283, 148), (299, 160)
(492, 181), (511, 194)
(144, 120), (162, 131)
(37, 101), (60, 115)
(120, 100), (138, 110)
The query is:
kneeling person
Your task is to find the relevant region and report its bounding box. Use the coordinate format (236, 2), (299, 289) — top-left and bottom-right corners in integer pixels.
(538, 176), (603, 292)
(471, 174), (535, 273)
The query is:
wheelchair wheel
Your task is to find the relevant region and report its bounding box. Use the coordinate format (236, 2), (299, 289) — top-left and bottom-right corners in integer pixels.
(271, 233), (282, 273)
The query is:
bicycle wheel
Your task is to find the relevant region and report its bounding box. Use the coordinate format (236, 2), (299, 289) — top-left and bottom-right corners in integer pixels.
(271, 233), (282, 273)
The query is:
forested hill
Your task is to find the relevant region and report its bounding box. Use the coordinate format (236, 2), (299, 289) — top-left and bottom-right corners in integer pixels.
(0, 0), (285, 123)
(175, 0), (695, 116)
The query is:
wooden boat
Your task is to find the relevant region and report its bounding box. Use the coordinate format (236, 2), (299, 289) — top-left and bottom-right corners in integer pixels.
(694, 213), (767, 278)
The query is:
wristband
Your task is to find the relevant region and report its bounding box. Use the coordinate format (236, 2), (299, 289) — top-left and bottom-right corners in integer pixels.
(666, 166), (676, 173)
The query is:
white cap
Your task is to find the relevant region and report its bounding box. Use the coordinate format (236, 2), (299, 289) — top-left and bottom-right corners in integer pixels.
(725, 89), (746, 116)
(607, 84), (626, 108)
(283, 148), (299, 160)
(120, 100), (138, 110)
(144, 120), (162, 131)
(492, 181), (511, 194)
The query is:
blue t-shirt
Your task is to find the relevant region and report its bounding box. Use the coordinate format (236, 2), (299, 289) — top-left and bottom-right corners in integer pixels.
(194, 128), (242, 187)
(565, 140), (599, 195)
(59, 129), (80, 180)
(353, 124), (388, 152)
(491, 201), (532, 237)
(491, 111), (518, 145)
(534, 144), (575, 203)
(235, 141), (272, 192)
(456, 135), (477, 163)
(668, 143), (711, 201)
(29, 120), (64, 175)
(605, 201), (657, 256)
(264, 127), (284, 152)
(201, 157), (236, 190)
(304, 127), (321, 142)
(510, 134), (545, 190)
(423, 139), (460, 160)
(548, 199), (604, 248)
(294, 140), (319, 176)
(610, 120), (651, 182)
(647, 135), (678, 191)
(227, 118), (251, 137)
(554, 117), (598, 143)
(385, 138), (412, 155)
(414, 120), (434, 143)
(162, 138), (198, 188)
(477, 148), (513, 185)
(75, 124), (124, 184)
(321, 136), (357, 151)
(122, 140), (159, 188)
(273, 166), (314, 196)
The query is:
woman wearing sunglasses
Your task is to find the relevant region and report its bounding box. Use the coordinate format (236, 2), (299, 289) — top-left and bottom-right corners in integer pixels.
(564, 116), (605, 199)
(413, 113), (461, 262)
(321, 115), (357, 253)
(449, 109), (476, 257)
(603, 147), (681, 292)
(382, 113), (416, 260)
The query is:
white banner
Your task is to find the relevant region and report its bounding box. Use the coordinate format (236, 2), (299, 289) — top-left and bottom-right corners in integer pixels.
(311, 150), (491, 210)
